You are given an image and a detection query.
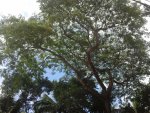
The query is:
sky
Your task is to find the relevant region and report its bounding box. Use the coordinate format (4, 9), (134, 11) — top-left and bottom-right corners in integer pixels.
(0, 0), (40, 18)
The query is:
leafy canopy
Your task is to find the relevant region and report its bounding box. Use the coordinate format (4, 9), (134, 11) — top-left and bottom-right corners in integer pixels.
(0, 0), (150, 112)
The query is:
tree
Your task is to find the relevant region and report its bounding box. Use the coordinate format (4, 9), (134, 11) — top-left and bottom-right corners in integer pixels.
(120, 103), (135, 113)
(132, 0), (150, 16)
(34, 94), (57, 113)
(132, 82), (150, 113)
(0, 0), (150, 112)
(0, 95), (15, 113)
(0, 66), (53, 113)
(34, 77), (106, 113)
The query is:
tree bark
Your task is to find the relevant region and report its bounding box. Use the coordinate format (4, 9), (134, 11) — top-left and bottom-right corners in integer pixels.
(104, 99), (111, 113)
(94, 94), (112, 113)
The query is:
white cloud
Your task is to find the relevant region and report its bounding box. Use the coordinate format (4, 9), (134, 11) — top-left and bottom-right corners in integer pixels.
(0, 0), (40, 18)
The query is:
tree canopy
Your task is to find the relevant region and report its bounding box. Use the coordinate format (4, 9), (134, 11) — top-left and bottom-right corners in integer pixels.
(0, 0), (150, 113)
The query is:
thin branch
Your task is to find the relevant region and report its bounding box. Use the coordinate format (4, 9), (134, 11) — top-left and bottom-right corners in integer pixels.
(60, 25), (87, 52)
(107, 70), (113, 93)
(97, 24), (115, 31)
(132, 0), (150, 16)
(37, 46), (103, 98)
(37, 46), (78, 73)
(132, 0), (150, 8)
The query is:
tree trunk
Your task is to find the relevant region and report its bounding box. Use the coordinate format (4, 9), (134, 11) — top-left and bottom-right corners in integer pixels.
(104, 100), (111, 113)
(92, 93), (111, 113)
(76, 76), (112, 113)
(103, 91), (112, 113)
(92, 92), (111, 113)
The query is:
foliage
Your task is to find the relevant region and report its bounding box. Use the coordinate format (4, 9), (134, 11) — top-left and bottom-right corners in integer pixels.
(34, 77), (105, 113)
(132, 0), (150, 16)
(0, 0), (150, 112)
(132, 83), (150, 113)
(0, 95), (15, 113)
(0, 71), (53, 113)
(122, 104), (135, 113)
(34, 94), (56, 113)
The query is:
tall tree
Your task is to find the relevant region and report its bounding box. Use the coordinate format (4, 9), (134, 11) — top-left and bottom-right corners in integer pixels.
(0, 0), (150, 112)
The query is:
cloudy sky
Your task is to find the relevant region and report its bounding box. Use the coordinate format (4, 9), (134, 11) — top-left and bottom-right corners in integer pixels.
(0, 0), (40, 18)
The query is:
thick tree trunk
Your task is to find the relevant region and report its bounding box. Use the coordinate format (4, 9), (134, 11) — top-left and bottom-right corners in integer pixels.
(92, 93), (111, 113)
(103, 91), (112, 113)
(92, 97), (111, 113)
(104, 100), (111, 113)
(76, 74), (112, 113)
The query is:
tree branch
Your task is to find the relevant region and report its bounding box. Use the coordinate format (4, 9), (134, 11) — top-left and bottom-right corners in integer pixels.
(76, 72), (103, 100)
(86, 30), (106, 91)
(60, 25), (87, 52)
(37, 46), (79, 73)
(36, 46), (102, 99)
(132, 0), (150, 16)
(107, 70), (113, 94)
(132, 0), (150, 8)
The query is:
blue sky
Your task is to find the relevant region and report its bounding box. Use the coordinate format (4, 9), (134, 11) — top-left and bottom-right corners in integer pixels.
(44, 68), (64, 81)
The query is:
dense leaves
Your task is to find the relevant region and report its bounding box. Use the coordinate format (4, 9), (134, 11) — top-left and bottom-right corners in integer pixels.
(132, 82), (150, 113)
(0, 0), (150, 113)
(34, 77), (105, 113)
